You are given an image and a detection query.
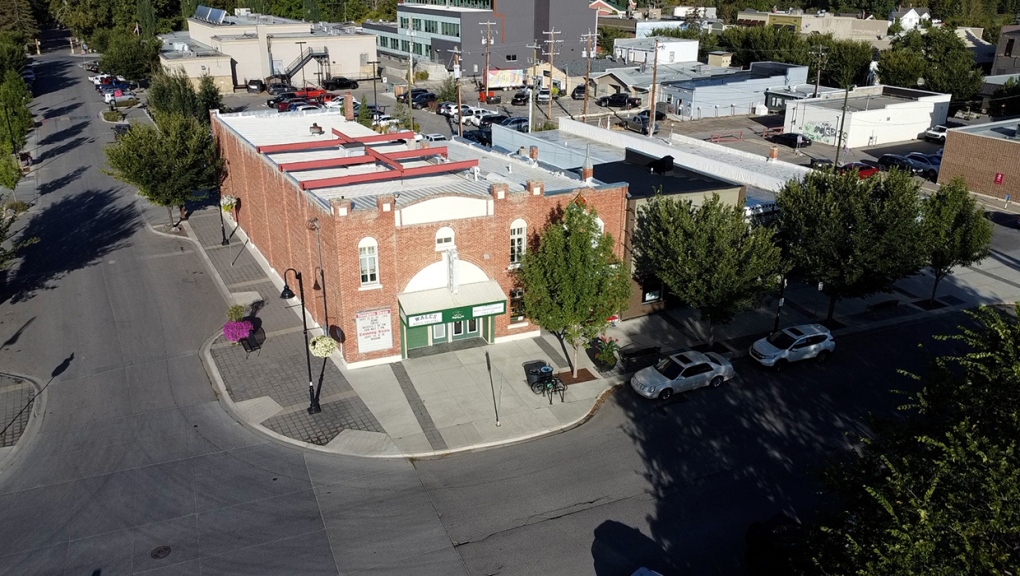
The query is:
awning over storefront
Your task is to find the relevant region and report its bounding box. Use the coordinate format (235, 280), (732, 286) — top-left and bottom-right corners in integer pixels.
(398, 281), (507, 328)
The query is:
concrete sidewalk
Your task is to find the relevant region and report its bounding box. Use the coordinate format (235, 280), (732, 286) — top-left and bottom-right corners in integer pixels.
(176, 204), (1020, 459)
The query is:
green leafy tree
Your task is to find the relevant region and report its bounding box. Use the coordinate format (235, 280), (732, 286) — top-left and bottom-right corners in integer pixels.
(356, 95), (372, 127)
(776, 170), (924, 321)
(633, 193), (785, 343)
(0, 0), (39, 42)
(105, 113), (221, 226)
(920, 177), (993, 305)
(814, 305), (1020, 575)
(718, 25), (810, 69)
(877, 47), (925, 88)
(820, 37), (874, 88)
(99, 30), (161, 81)
(597, 26), (629, 53)
(887, 17), (903, 35)
(196, 72), (223, 122)
(518, 202), (632, 377)
(437, 74), (458, 104)
(0, 37), (27, 76)
(0, 70), (32, 152)
(148, 66), (200, 120)
(137, 0), (157, 38)
(0, 142), (22, 193)
(49, 0), (112, 37)
(989, 77), (1020, 118)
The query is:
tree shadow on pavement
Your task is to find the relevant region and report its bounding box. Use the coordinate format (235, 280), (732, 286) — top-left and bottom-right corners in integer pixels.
(36, 136), (91, 164)
(38, 165), (88, 196)
(2, 189), (140, 304)
(30, 59), (77, 98)
(592, 520), (677, 576)
(37, 122), (89, 147)
(40, 101), (83, 120)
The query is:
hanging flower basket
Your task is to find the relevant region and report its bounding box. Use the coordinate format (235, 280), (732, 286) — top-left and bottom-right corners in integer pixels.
(309, 335), (338, 358)
(223, 320), (253, 343)
(220, 195), (238, 213)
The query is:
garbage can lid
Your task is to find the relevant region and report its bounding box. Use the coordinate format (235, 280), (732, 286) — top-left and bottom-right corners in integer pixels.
(539, 365), (552, 374)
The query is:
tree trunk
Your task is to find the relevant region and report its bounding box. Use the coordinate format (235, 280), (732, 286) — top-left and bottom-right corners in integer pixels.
(705, 319), (716, 345)
(826, 293), (838, 322)
(166, 205), (174, 228)
(930, 273), (943, 305)
(179, 205), (187, 222)
(571, 343), (579, 378)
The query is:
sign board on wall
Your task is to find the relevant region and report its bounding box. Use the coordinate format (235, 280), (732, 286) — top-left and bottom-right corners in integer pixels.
(407, 312), (443, 327)
(355, 308), (393, 353)
(995, 173), (1004, 185)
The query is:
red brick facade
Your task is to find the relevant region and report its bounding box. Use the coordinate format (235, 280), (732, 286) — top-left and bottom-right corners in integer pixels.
(214, 118), (629, 366)
(938, 130), (1020, 199)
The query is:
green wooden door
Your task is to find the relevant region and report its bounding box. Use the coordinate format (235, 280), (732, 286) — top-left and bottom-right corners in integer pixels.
(405, 326), (429, 350)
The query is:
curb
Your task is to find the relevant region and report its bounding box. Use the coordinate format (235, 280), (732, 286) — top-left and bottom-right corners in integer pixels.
(0, 372), (46, 477)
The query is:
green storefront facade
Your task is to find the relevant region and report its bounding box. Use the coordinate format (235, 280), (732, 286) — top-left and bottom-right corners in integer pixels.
(398, 280), (508, 357)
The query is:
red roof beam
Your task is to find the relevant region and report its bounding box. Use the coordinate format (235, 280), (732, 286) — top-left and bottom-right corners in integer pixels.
(385, 146), (449, 160)
(257, 138), (343, 154)
(301, 158), (479, 190)
(278, 155), (376, 172)
(331, 128), (416, 144)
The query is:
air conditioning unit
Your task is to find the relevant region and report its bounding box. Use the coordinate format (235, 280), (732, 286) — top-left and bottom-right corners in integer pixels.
(234, 7), (251, 16)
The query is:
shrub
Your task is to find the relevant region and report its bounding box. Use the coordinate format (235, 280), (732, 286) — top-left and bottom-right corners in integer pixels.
(102, 110), (124, 122)
(592, 335), (620, 365)
(414, 70), (429, 81)
(226, 304), (246, 321)
(1, 199), (30, 214)
(114, 99), (139, 108)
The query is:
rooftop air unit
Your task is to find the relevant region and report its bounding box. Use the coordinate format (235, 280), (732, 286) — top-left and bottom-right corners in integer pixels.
(234, 7), (251, 16)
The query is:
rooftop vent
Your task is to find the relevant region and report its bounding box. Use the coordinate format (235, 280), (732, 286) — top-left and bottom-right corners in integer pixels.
(338, 142), (365, 157)
(309, 122), (324, 135)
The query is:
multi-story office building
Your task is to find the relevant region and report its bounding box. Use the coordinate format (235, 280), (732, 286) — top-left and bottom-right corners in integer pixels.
(363, 0), (594, 78)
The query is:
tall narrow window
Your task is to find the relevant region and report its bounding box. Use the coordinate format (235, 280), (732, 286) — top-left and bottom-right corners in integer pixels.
(510, 218), (526, 265)
(435, 226), (455, 250)
(358, 238), (378, 286)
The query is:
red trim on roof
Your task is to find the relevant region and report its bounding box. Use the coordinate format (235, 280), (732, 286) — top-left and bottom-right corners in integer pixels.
(300, 159), (479, 190)
(277, 147), (449, 173)
(257, 138), (343, 154)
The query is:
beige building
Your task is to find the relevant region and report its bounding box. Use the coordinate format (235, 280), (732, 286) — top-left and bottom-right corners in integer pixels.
(159, 8), (378, 91)
(737, 9), (890, 47)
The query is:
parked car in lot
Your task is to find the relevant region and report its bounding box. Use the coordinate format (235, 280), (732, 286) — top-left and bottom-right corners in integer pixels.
(571, 85), (588, 100)
(596, 93), (641, 108)
(510, 90), (530, 106)
(276, 98), (307, 112)
(636, 109), (666, 121)
(436, 101), (456, 116)
(631, 350), (735, 400)
(463, 107), (497, 127)
(290, 103), (321, 112)
(905, 152), (940, 180)
(501, 117), (530, 132)
(112, 123), (131, 140)
(925, 124), (948, 143)
(462, 129), (492, 146)
(809, 157), (833, 170)
(771, 132), (811, 148)
(626, 115), (660, 135)
(83, 61), (100, 73)
(103, 90), (136, 104)
(372, 114), (400, 128)
(877, 153), (923, 175)
(411, 92), (438, 109)
(478, 114), (509, 129)
(247, 79), (265, 93)
(749, 324), (835, 370)
(838, 162), (880, 179)
(321, 76), (358, 90)
(423, 133), (447, 142)
(536, 88), (551, 102)
(267, 83), (293, 96)
(397, 88), (429, 104)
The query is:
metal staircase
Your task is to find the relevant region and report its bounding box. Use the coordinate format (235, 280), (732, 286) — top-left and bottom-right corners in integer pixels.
(283, 47), (330, 85)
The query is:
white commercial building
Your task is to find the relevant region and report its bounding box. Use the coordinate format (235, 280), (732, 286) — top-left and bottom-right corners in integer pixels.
(784, 85), (951, 148)
(159, 7), (377, 91)
(613, 37), (699, 65)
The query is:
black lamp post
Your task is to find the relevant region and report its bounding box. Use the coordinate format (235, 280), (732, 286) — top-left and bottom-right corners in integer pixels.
(281, 269), (319, 414)
(217, 189), (229, 246)
(773, 275), (787, 334)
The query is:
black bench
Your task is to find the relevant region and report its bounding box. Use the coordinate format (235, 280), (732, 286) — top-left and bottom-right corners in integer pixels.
(240, 334), (261, 358)
(619, 346), (661, 371)
(866, 299), (900, 316)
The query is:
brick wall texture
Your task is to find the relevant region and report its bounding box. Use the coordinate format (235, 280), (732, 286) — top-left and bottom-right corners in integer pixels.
(937, 131), (1020, 199)
(214, 119), (629, 365)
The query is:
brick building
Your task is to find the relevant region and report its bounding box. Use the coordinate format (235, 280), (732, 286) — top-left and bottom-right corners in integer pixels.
(213, 108), (628, 368)
(937, 120), (1020, 199)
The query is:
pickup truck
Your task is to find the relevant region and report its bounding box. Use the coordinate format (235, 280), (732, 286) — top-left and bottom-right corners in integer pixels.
(924, 125), (948, 143)
(266, 88), (327, 107)
(596, 93), (641, 109)
(321, 77), (358, 90)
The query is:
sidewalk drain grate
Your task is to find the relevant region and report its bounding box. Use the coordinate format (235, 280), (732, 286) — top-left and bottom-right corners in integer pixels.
(150, 546), (172, 559)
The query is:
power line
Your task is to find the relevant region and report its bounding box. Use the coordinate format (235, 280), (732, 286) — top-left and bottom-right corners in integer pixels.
(543, 28), (561, 120)
(581, 29), (597, 117)
(809, 44), (828, 98)
(448, 46), (464, 137)
(527, 39), (540, 132)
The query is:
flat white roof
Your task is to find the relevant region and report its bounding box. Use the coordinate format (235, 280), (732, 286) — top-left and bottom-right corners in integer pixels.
(214, 109), (584, 210)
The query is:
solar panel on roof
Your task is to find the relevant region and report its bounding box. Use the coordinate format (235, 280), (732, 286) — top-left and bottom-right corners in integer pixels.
(194, 5), (211, 20)
(209, 8), (226, 23)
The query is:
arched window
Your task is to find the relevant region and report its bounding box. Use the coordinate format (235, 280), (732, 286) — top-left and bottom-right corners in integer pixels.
(358, 237), (378, 286)
(435, 226), (455, 251)
(509, 218), (527, 265)
(594, 217), (605, 235)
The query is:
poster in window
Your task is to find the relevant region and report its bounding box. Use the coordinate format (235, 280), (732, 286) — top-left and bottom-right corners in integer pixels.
(356, 308), (393, 353)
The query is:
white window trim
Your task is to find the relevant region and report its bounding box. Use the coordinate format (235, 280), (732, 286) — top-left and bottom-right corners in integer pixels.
(358, 237), (379, 287)
(435, 226), (455, 251)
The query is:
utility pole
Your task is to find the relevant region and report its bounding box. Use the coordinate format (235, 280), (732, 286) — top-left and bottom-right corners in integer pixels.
(407, 27), (415, 132)
(527, 40), (540, 132)
(833, 84), (855, 166)
(481, 21), (497, 105)
(581, 29), (596, 118)
(809, 44), (827, 98)
(543, 28), (561, 120)
(448, 47), (464, 137)
(367, 60), (380, 111)
(648, 38), (659, 138)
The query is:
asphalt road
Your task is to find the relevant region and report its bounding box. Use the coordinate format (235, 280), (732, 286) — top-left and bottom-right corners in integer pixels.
(0, 45), (1006, 576)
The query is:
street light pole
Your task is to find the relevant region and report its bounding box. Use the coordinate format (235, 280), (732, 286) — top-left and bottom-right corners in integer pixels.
(280, 269), (319, 414)
(217, 189), (229, 246)
(307, 218), (329, 333)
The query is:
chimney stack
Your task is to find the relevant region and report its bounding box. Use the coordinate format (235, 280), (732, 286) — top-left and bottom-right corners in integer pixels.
(529, 146), (539, 161)
(344, 91), (354, 121)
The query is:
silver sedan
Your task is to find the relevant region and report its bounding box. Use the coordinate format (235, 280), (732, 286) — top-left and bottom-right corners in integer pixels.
(630, 350), (735, 400)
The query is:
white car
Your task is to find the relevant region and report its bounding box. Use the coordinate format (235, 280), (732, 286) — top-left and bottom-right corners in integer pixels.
(103, 90), (135, 104)
(372, 114), (400, 128)
(451, 106), (479, 124)
(749, 324), (835, 370)
(293, 104), (321, 112)
(464, 107), (496, 127)
(925, 125), (948, 143)
(89, 73), (111, 85)
(536, 88), (551, 102)
(324, 98), (345, 109)
(423, 133), (447, 142)
(630, 350), (735, 400)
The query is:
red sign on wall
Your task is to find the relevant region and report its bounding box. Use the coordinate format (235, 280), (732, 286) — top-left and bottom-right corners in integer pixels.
(995, 173), (1004, 185)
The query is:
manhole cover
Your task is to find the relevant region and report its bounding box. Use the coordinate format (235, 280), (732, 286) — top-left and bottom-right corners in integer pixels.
(150, 546), (172, 559)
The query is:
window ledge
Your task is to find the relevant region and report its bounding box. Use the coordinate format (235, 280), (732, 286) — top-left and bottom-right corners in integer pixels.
(358, 283), (383, 291)
(507, 263), (521, 270)
(508, 321), (529, 329)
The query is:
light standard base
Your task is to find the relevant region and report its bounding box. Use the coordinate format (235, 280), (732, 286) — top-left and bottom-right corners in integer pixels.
(307, 403), (322, 415)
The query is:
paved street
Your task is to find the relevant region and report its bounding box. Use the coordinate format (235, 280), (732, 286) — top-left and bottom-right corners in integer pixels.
(0, 43), (1018, 576)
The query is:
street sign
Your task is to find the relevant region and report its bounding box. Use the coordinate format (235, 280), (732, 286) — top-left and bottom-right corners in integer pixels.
(995, 173), (1004, 185)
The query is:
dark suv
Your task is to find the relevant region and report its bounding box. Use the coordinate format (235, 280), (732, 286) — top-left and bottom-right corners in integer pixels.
(771, 132), (811, 148)
(322, 76), (358, 90)
(596, 93), (641, 108)
(510, 91), (530, 105)
(246, 79), (265, 93)
(877, 154), (922, 174)
(478, 114), (509, 129)
(397, 88), (429, 103)
(571, 85), (588, 100)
